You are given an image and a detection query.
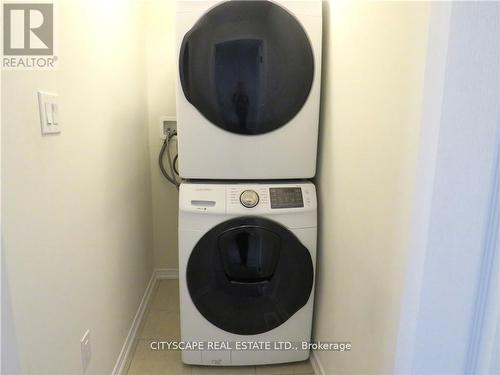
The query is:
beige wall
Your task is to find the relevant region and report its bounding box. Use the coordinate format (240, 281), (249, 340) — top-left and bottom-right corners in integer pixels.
(313, 1), (431, 373)
(144, 0), (179, 270)
(1, 1), (154, 373)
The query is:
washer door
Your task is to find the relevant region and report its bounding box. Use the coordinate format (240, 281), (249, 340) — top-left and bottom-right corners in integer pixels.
(179, 0), (314, 135)
(187, 217), (314, 335)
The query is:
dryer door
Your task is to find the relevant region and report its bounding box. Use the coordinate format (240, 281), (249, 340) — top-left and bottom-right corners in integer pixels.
(186, 217), (314, 335)
(179, 0), (314, 135)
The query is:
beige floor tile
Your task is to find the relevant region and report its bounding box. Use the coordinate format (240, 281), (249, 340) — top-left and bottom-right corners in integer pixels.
(293, 360), (314, 374)
(150, 279), (180, 312)
(191, 365), (256, 374)
(137, 310), (180, 340)
(129, 279), (313, 375)
(127, 340), (191, 375)
(255, 362), (296, 375)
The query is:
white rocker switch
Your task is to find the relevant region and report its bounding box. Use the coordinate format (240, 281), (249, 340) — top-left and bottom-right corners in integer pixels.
(45, 102), (53, 125)
(52, 103), (59, 125)
(37, 91), (60, 135)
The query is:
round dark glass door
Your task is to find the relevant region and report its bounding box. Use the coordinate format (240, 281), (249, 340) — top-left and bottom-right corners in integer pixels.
(179, 0), (314, 135)
(187, 217), (314, 335)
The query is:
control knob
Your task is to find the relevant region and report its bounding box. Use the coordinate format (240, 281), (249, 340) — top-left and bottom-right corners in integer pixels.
(240, 190), (259, 208)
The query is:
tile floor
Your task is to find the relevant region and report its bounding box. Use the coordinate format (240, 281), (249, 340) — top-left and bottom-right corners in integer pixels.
(125, 279), (315, 375)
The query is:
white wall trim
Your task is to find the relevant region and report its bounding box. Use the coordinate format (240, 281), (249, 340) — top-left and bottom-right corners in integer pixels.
(465, 121), (500, 374)
(393, 3), (452, 373)
(111, 272), (156, 375)
(155, 267), (179, 279)
(111, 268), (179, 374)
(310, 351), (326, 375)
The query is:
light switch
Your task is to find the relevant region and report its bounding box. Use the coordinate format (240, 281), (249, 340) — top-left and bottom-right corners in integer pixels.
(52, 103), (58, 125)
(45, 102), (53, 125)
(37, 91), (60, 135)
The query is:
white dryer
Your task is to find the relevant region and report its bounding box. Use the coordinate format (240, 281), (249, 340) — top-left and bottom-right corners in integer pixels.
(176, 1), (322, 179)
(178, 181), (317, 366)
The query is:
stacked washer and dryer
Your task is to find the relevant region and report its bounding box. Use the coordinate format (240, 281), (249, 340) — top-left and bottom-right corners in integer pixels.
(175, 0), (322, 367)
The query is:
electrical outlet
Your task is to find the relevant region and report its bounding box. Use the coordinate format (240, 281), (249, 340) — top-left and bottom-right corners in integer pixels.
(160, 116), (177, 139)
(80, 329), (91, 373)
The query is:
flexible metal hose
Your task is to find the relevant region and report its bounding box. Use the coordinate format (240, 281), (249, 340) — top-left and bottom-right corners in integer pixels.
(159, 131), (180, 189)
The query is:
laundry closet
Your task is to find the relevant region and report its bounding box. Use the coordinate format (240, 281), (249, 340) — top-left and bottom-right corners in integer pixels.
(3, 0), (478, 374)
(166, 0), (323, 367)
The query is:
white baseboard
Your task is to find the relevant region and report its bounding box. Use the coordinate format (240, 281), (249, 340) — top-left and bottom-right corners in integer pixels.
(111, 268), (179, 374)
(155, 267), (179, 279)
(310, 351), (326, 375)
(111, 271), (156, 375)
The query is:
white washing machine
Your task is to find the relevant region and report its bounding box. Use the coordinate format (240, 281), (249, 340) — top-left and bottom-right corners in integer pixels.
(178, 181), (317, 366)
(176, 0), (322, 179)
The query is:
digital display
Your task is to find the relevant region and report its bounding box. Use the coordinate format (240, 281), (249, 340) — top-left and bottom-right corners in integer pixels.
(270, 187), (304, 209)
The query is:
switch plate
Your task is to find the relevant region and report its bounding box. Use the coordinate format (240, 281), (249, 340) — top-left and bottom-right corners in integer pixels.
(37, 91), (60, 135)
(160, 116), (176, 139)
(80, 329), (91, 373)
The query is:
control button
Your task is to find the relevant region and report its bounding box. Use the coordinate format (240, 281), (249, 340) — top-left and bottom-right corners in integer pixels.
(240, 190), (259, 208)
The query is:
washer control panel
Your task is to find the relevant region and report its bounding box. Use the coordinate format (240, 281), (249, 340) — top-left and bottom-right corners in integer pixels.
(240, 190), (260, 208)
(181, 183), (316, 217)
(226, 183), (315, 214)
